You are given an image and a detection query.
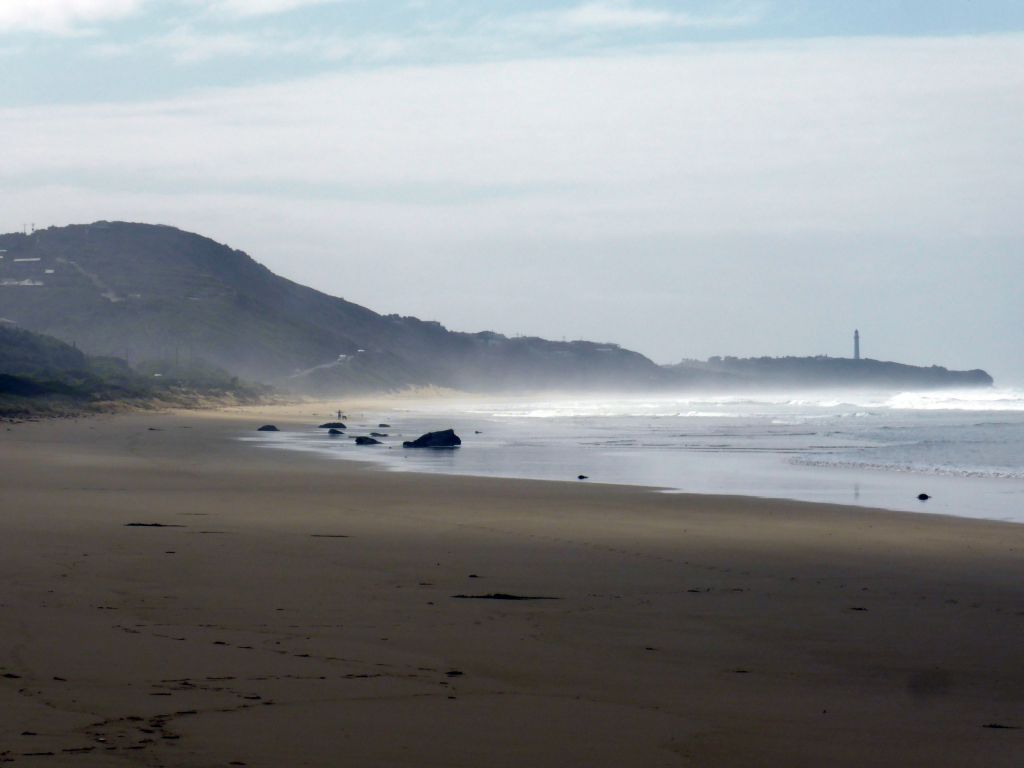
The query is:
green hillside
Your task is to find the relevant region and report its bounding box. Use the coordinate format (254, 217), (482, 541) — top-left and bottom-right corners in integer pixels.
(0, 323), (267, 417)
(0, 222), (993, 394)
(0, 322), (89, 376)
(0, 222), (666, 392)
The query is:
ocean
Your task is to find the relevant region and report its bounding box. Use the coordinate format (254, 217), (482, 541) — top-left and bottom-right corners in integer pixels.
(246, 388), (1024, 524)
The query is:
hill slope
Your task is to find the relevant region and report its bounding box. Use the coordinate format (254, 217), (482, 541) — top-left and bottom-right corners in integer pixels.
(0, 222), (665, 392)
(0, 323), (268, 416)
(0, 222), (993, 393)
(0, 321), (89, 377)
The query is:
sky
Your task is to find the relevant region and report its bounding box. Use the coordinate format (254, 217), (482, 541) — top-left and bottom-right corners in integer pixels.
(2, 1), (1023, 383)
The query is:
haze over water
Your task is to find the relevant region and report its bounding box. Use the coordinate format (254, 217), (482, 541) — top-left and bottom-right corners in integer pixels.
(249, 387), (1024, 524)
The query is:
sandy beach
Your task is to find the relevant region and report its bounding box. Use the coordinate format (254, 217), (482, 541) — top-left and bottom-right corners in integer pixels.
(1, 404), (1022, 767)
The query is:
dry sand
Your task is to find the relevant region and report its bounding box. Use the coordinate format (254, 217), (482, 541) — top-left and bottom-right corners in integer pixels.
(0, 405), (1022, 767)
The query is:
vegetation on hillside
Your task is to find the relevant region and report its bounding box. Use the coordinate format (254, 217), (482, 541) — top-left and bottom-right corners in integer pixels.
(0, 222), (995, 394)
(0, 222), (669, 392)
(0, 324), (271, 418)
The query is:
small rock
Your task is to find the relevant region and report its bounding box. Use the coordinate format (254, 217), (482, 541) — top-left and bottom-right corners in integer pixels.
(328, 428), (343, 435)
(578, 475), (588, 480)
(918, 493), (931, 501)
(319, 422), (347, 429)
(378, 423), (391, 428)
(256, 425), (279, 432)
(355, 436), (381, 445)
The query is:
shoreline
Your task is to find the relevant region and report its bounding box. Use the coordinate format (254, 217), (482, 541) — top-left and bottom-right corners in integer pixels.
(249, 431), (1017, 529)
(234, 398), (1024, 526)
(2, 406), (1022, 766)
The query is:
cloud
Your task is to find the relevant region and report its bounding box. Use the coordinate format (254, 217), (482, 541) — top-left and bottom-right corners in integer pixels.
(90, 24), (410, 65)
(198, 0), (346, 19)
(9, 34), (1018, 236)
(0, 0), (348, 37)
(75, 1), (765, 67)
(0, 0), (143, 34)
(555, 1), (760, 31)
(157, 25), (260, 62)
(487, 0), (763, 42)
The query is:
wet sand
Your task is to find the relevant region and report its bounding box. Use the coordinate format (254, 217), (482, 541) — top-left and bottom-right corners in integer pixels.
(1, 405), (1022, 766)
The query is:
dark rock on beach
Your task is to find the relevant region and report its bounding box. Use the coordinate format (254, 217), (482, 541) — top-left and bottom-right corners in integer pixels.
(403, 429), (461, 449)
(257, 425), (279, 432)
(355, 436), (382, 445)
(378, 423), (391, 428)
(370, 432), (388, 437)
(918, 493), (931, 501)
(452, 593), (559, 601)
(319, 422), (346, 429)
(328, 428), (343, 435)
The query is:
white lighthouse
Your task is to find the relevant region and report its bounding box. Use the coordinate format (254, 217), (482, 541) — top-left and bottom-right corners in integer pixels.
(854, 329), (860, 360)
